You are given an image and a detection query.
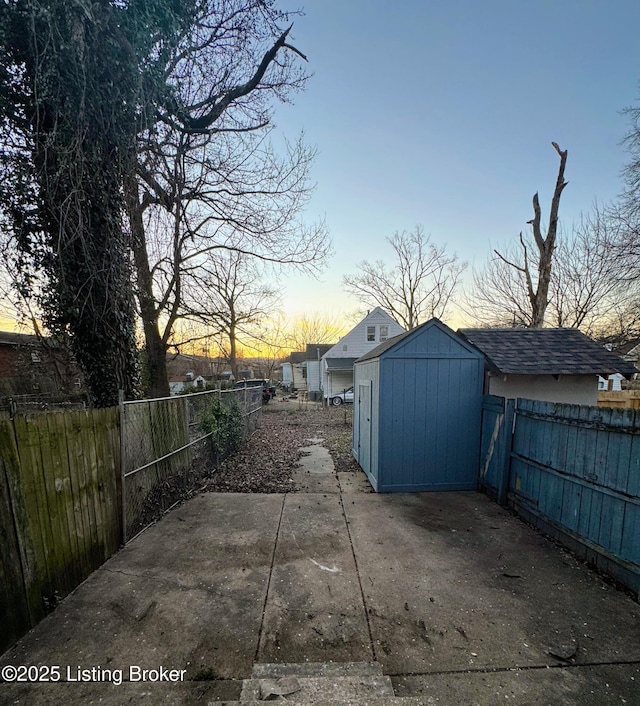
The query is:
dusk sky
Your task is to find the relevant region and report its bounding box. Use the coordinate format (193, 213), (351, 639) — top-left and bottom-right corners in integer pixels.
(1, 1), (639, 335)
(273, 0), (640, 327)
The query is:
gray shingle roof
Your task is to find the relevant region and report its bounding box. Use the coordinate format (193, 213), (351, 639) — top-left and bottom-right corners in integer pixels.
(288, 351), (307, 364)
(0, 331), (39, 346)
(305, 343), (334, 357)
(458, 328), (637, 377)
(325, 357), (358, 371)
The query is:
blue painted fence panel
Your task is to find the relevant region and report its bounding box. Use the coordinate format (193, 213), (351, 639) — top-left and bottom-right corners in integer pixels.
(479, 395), (514, 505)
(480, 397), (640, 598)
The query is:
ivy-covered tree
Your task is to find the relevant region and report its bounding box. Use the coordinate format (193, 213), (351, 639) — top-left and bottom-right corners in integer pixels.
(0, 0), (148, 406)
(0, 1), (326, 403)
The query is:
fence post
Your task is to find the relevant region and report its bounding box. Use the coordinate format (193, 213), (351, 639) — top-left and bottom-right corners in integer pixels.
(118, 389), (127, 544)
(184, 394), (191, 474)
(497, 398), (515, 506)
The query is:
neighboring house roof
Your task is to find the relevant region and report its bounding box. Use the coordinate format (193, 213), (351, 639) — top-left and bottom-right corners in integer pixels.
(325, 357), (359, 371)
(322, 307), (405, 361)
(0, 331), (39, 346)
(288, 352), (307, 364)
(625, 343), (640, 362)
(458, 327), (638, 377)
(169, 372), (205, 382)
(305, 343), (334, 359)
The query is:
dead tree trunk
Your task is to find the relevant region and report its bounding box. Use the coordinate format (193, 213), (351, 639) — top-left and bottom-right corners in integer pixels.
(495, 142), (568, 328)
(528, 142), (569, 327)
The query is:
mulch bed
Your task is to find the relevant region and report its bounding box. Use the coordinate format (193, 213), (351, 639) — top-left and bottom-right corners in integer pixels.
(201, 400), (359, 493)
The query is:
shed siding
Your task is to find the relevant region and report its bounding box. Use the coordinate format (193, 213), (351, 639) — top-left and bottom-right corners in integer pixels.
(355, 318), (485, 493)
(378, 356), (483, 491)
(390, 322), (462, 357)
(488, 374), (598, 406)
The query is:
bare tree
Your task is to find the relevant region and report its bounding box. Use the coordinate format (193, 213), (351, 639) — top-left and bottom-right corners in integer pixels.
(343, 226), (465, 329)
(467, 241), (534, 327)
(125, 2), (330, 397)
(492, 143), (568, 328)
(621, 98), (640, 225)
(468, 203), (640, 336)
(183, 251), (280, 380)
(281, 313), (349, 353)
(549, 208), (636, 333)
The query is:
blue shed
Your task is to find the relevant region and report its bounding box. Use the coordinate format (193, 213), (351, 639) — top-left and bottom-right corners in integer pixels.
(352, 318), (485, 492)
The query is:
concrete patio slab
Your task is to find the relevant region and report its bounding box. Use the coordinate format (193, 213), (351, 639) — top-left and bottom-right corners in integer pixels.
(1, 458), (639, 705)
(339, 482), (640, 677)
(257, 493), (372, 664)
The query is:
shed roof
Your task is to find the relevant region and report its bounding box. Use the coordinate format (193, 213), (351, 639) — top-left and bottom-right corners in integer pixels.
(356, 318), (481, 363)
(325, 357), (359, 371)
(458, 327), (638, 377)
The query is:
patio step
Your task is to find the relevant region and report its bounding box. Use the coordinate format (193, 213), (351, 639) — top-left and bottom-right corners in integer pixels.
(236, 661), (420, 704)
(251, 661), (385, 679)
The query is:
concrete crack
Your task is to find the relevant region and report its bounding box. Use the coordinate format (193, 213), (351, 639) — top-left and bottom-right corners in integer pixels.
(337, 473), (376, 662)
(254, 492), (286, 663)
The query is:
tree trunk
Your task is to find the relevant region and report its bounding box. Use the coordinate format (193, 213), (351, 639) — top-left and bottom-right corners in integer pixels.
(228, 319), (238, 381)
(125, 174), (170, 398)
(529, 143), (568, 327)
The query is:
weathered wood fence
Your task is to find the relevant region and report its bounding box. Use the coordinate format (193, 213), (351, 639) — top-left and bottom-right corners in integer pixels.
(598, 390), (640, 409)
(480, 396), (640, 598)
(0, 408), (121, 653)
(0, 389), (262, 655)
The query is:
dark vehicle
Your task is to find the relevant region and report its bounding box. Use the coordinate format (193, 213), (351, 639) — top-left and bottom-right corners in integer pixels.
(234, 379), (276, 403)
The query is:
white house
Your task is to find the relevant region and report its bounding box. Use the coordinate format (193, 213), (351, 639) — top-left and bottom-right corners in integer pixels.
(304, 344), (334, 398)
(169, 371), (206, 394)
(281, 352), (307, 392)
(321, 308), (404, 402)
(598, 373), (624, 391)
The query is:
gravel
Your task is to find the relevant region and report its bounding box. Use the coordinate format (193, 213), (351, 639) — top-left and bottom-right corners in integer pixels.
(202, 400), (359, 493)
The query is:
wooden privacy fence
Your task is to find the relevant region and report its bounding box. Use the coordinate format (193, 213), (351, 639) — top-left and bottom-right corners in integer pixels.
(0, 408), (120, 653)
(0, 388), (262, 655)
(480, 396), (640, 598)
(598, 390), (640, 409)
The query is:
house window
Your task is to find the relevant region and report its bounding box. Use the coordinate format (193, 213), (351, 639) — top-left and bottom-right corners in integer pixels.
(342, 344), (348, 351)
(366, 325), (376, 342)
(379, 325), (388, 342)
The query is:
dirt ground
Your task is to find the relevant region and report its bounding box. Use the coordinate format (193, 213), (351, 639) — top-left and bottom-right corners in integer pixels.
(202, 401), (358, 493)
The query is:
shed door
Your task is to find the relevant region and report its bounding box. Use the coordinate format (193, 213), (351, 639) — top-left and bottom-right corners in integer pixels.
(380, 356), (484, 492)
(357, 383), (372, 476)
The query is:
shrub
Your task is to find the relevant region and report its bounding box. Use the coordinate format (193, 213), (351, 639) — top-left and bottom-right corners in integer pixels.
(200, 396), (244, 459)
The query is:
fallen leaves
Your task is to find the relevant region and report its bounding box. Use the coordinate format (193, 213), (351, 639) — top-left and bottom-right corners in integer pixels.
(202, 403), (357, 493)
